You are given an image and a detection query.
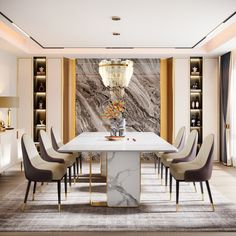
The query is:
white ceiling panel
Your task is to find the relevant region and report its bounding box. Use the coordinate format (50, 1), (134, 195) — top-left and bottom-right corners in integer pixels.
(0, 0), (235, 48)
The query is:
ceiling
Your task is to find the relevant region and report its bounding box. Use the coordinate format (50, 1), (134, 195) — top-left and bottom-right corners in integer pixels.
(0, 0), (236, 56)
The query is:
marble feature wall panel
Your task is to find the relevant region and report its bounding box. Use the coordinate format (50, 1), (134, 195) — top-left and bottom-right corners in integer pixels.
(107, 151), (140, 207)
(76, 59), (160, 134)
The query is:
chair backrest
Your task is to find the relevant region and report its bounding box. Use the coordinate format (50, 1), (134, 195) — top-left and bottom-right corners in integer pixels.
(178, 129), (198, 161)
(39, 130), (52, 151)
(173, 126), (186, 151)
(185, 134), (214, 181)
(51, 127), (63, 151)
(21, 134), (52, 181)
(192, 134), (214, 168)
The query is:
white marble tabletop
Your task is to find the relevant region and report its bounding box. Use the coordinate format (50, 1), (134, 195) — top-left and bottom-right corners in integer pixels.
(59, 132), (177, 153)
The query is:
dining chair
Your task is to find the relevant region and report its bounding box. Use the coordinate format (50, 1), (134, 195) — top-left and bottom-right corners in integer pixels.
(161, 129), (198, 186)
(169, 134), (215, 211)
(50, 126), (82, 177)
(154, 126), (186, 175)
(39, 130), (77, 186)
(21, 134), (67, 212)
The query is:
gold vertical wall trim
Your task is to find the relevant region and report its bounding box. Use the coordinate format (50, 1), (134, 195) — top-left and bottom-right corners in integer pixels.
(69, 59), (76, 139)
(160, 59), (167, 140)
(166, 58), (174, 144)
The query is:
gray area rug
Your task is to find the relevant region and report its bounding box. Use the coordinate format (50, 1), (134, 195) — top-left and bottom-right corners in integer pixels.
(0, 163), (236, 232)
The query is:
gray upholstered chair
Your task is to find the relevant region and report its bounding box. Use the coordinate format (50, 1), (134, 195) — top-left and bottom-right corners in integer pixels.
(154, 126), (186, 175)
(39, 130), (77, 186)
(50, 126), (82, 177)
(21, 134), (67, 212)
(169, 134), (215, 211)
(161, 129), (198, 186)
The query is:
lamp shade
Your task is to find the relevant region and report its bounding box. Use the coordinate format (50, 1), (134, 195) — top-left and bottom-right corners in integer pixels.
(0, 96), (19, 108)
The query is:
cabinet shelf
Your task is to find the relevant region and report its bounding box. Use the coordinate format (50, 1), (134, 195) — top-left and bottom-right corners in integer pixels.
(190, 89), (202, 93)
(190, 57), (203, 149)
(33, 57), (47, 142)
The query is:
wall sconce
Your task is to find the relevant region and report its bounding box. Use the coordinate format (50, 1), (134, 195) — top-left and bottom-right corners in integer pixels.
(0, 96), (19, 129)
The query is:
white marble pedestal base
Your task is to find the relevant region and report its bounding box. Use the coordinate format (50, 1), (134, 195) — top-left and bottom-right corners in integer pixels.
(107, 151), (140, 207)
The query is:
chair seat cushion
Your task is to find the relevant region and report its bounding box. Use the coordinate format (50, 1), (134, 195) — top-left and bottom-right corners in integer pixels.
(48, 148), (77, 167)
(170, 162), (201, 180)
(161, 153), (181, 167)
(36, 162), (67, 180)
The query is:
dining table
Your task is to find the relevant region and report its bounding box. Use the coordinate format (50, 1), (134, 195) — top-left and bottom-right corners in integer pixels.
(59, 132), (177, 207)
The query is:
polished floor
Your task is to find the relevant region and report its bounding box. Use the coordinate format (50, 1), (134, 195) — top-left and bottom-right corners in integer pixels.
(0, 162), (235, 236)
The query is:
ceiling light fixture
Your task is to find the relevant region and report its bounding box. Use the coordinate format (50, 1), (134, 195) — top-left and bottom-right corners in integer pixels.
(112, 16), (121, 21)
(113, 32), (120, 36)
(99, 59), (133, 98)
(99, 59), (133, 88)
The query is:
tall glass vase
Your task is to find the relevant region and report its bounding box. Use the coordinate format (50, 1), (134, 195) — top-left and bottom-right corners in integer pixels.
(118, 116), (126, 136)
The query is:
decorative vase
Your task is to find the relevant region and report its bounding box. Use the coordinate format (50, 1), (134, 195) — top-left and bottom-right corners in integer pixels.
(110, 118), (118, 136)
(118, 117), (126, 136)
(38, 82), (45, 92)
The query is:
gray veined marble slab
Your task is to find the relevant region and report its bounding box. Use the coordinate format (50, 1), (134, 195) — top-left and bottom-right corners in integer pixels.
(107, 151), (140, 207)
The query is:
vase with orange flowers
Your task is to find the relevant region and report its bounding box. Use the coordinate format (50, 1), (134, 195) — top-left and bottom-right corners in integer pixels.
(102, 100), (126, 136)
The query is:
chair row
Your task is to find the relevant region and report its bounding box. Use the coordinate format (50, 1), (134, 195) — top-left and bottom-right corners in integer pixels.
(21, 127), (82, 211)
(155, 127), (215, 211)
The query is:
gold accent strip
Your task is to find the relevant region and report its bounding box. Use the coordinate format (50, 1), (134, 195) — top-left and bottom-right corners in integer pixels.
(160, 59), (167, 141)
(212, 203), (215, 212)
(21, 203), (26, 212)
(99, 64), (129, 67)
(89, 152), (92, 204)
(176, 203), (179, 212)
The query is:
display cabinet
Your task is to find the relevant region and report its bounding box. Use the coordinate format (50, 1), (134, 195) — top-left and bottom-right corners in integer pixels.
(190, 57), (203, 149)
(33, 57), (47, 143)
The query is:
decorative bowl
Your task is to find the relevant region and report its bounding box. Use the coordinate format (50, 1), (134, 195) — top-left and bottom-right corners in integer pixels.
(105, 136), (125, 141)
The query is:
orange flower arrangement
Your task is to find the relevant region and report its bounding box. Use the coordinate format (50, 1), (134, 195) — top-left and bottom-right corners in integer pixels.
(102, 100), (125, 119)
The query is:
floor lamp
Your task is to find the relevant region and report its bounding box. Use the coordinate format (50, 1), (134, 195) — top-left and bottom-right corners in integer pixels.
(0, 96), (19, 129)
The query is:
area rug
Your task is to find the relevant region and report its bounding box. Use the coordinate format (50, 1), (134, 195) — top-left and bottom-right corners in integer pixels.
(0, 163), (236, 232)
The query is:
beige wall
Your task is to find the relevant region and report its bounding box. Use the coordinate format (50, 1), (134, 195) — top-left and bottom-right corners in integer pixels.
(0, 49), (17, 127)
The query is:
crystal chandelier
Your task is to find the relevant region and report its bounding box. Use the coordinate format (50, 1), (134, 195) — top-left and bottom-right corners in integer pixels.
(99, 59), (133, 88)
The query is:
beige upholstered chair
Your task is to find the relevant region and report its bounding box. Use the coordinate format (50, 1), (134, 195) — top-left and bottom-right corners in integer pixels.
(39, 130), (77, 186)
(154, 126), (186, 175)
(50, 127), (82, 176)
(21, 134), (67, 212)
(169, 134), (215, 211)
(160, 129), (198, 186)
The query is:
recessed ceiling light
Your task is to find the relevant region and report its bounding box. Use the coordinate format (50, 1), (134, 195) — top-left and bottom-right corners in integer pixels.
(113, 32), (120, 36)
(112, 16), (121, 21)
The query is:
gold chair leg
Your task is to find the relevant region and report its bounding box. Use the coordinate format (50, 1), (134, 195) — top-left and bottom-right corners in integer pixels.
(58, 204), (61, 212)
(21, 203), (26, 212)
(211, 203), (215, 212)
(89, 153), (92, 204)
(32, 193), (35, 201)
(202, 193), (204, 201)
(176, 204), (179, 212)
(170, 193), (172, 201)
